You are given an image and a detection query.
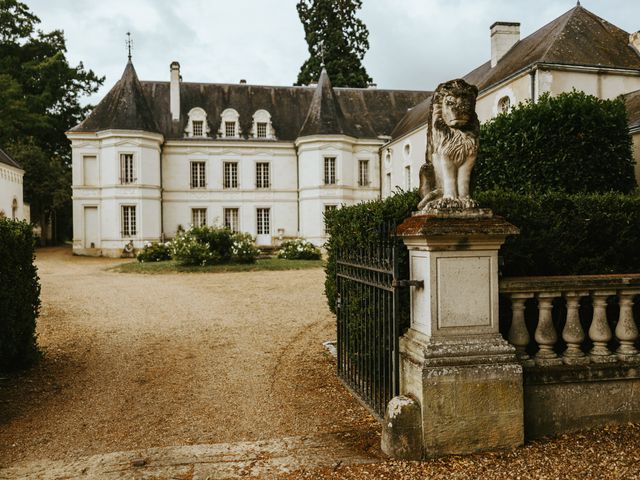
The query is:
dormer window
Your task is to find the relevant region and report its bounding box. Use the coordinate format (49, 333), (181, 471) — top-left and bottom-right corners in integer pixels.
(192, 121), (203, 137)
(220, 108), (240, 138)
(186, 107), (210, 138)
(251, 110), (275, 140)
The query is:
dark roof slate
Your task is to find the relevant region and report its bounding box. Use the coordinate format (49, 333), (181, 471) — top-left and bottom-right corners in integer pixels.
(0, 148), (21, 169)
(390, 96), (433, 140)
(73, 64), (431, 141)
(625, 89), (640, 130)
(299, 68), (346, 136)
(464, 5), (640, 92)
(71, 61), (159, 133)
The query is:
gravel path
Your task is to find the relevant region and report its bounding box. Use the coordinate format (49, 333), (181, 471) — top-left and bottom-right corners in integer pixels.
(0, 247), (378, 468)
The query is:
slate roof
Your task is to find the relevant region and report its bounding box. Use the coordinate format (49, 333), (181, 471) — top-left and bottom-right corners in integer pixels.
(390, 96), (433, 140)
(0, 148), (22, 169)
(71, 60), (159, 134)
(299, 68), (346, 136)
(71, 62), (431, 141)
(464, 5), (640, 93)
(625, 89), (640, 130)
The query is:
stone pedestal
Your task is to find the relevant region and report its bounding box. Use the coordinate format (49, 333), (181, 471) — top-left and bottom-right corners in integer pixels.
(389, 210), (524, 458)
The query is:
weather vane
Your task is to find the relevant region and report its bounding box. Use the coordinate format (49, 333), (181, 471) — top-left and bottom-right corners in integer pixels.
(126, 32), (133, 61)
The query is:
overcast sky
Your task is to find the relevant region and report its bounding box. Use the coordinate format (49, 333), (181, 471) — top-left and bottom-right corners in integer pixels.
(26, 0), (640, 104)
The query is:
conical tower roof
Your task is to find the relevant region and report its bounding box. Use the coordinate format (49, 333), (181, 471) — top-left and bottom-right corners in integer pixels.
(70, 60), (159, 133)
(299, 68), (346, 136)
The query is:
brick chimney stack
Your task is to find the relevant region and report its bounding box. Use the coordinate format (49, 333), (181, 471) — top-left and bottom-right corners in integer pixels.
(170, 61), (181, 121)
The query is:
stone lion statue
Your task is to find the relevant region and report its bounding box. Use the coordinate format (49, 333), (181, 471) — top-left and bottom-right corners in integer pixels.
(417, 79), (480, 211)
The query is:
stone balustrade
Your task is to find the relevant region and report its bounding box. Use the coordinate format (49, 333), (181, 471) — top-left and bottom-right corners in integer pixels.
(500, 275), (640, 367)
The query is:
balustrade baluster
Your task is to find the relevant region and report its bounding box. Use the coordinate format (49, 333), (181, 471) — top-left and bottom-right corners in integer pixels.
(535, 292), (563, 366)
(589, 291), (616, 362)
(562, 291), (589, 365)
(615, 290), (640, 360)
(508, 293), (534, 366)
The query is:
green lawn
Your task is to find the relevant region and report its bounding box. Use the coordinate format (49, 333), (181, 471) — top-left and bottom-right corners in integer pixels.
(111, 258), (325, 274)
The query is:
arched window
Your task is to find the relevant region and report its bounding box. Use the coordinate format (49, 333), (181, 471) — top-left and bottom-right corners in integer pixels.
(498, 96), (511, 114)
(219, 108), (241, 139)
(251, 109), (275, 139)
(12, 198), (18, 219)
(403, 143), (411, 158)
(185, 107), (210, 138)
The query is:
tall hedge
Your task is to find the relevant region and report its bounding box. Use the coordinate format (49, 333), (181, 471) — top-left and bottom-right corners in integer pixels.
(474, 91), (636, 195)
(0, 220), (40, 371)
(476, 190), (640, 276)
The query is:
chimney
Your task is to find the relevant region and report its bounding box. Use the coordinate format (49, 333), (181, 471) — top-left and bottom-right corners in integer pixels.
(170, 61), (181, 121)
(239, 79), (247, 84)
(630, 31), (640, 55)
(491, 22), (520, 68)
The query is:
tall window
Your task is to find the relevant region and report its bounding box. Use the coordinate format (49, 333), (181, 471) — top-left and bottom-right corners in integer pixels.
(256, 122), (267, 138)
(324, 205), (337, 234)
(121, 205), (137, 237)
(225, 121), (236, 138)
(324, 157), (336, 185)
(224, 162), (238, 189)
(190, 161), (206, 188)
(405, 166), (412, 190)
(224, 208), (240, 233)
(358, 160), (369, 186)
(120, 154), (135, 184)
(191, 208), (207, 227)
(386, 172), (392, 196)
(192, 120), (204, 137)
(256, 162), (270, 189)
(256, 208), (270, 235)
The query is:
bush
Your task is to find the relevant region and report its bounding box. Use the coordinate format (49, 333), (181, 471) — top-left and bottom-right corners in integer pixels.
(170, 230), (217, 266)
(0, 219), (41, 371)
(190, 226), (234, 263)
(324, 189), (420, 313)
(231, 232), (260, 264)
(477, 190), (640, 276)
(278, 238), (321, 260)
(136, 242), (171, 263)
(474, 91), (636, 195)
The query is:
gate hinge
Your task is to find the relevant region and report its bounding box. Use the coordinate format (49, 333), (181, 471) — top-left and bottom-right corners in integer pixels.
(392, 279), (424, 289)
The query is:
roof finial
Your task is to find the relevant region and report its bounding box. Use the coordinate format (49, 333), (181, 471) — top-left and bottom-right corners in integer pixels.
(319, 40), (326, 69)
(126, 32), (133, 61)
(577, 0), (581, 5)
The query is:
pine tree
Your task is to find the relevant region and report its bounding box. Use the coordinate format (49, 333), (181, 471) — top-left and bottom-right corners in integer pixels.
(296, 0), (372, 88)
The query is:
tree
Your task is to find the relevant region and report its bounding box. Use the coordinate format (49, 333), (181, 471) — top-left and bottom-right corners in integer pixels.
(296, 0), (372, 88)
(0, 0), (103, 241)
(474, 91), (636, 195)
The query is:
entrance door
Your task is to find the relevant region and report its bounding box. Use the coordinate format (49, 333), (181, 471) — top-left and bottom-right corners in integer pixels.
(256, 208), (271, 246)
(84, 206), (99, 248)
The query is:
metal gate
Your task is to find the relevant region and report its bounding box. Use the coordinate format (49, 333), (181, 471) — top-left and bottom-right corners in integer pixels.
(335, 224), (414, 419)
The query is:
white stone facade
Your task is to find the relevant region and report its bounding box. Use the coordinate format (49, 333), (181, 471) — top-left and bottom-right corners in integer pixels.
(0, 161), (27, 221)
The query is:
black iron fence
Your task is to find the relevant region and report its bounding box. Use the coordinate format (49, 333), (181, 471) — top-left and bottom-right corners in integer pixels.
(335, 223), (411, 419)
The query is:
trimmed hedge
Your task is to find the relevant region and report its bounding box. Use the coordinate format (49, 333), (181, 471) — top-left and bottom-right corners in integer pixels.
(0, 219), (40, 371)
(476, 190), (640, 276)
(474, 91), (636, 195)
(324, 189), (420, 314)
(324, 189), (640, 311)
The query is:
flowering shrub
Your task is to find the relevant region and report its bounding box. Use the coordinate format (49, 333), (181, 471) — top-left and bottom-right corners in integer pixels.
(170, 229), (217, 266)
(231, 232), (260, 264)
(278, 238), (321, 260)
(136, 241), (172, 263)
(190, 226), (234, 263)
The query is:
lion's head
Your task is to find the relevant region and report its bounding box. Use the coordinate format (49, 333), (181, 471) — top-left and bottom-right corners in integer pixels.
(430, 79), (479, 131)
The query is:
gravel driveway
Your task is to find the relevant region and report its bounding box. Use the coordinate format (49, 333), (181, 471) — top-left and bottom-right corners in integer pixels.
(0, 247), (378, 468)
